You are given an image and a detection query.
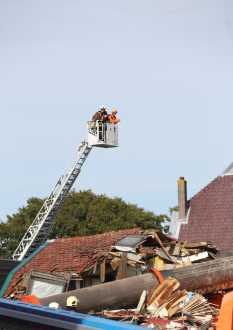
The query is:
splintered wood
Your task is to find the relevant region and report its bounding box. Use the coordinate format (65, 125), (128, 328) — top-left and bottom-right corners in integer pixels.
(146, 278), (217, 324)
(98, 277), (218, 329)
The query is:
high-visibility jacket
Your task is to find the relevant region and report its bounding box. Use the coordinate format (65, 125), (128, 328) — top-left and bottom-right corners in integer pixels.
(108, 114), (120, 124)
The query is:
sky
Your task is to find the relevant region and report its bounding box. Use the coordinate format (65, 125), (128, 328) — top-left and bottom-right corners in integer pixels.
(1, 0), (233, 221)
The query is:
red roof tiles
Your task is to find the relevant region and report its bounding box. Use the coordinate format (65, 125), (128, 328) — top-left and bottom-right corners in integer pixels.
(179, 175), (233, 250)
(6, 228), (140, 296)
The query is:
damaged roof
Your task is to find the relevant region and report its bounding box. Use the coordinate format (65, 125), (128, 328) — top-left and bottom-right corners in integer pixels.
(6, 228), (141, 296)
(112, 235), (148, 252)
(179, 173), (233, 250)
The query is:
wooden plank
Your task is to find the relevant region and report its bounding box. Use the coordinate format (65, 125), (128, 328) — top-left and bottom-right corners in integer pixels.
(100, 260), (106, 283)
(116, 253), (128, 280)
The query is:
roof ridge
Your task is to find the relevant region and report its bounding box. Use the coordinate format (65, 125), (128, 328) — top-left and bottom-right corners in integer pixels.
(52, 227), (141, 243)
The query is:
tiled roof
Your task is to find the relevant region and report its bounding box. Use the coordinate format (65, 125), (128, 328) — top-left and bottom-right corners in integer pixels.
(179, 175), (233, 250)
(6, 228), (140, 296)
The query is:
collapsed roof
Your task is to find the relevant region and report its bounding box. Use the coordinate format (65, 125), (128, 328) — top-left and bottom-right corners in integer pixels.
(5, 228), (141, 296)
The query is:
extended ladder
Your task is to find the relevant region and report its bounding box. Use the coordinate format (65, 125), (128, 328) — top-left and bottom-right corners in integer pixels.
(12, 121), (119, 261)
(12, 141), (92, 261)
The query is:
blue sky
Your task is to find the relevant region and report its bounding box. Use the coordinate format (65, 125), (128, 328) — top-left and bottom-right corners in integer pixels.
(1, 0), (233, 221)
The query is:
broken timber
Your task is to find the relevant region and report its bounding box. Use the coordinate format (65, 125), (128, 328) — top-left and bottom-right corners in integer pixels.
(40, 255), (233, 312)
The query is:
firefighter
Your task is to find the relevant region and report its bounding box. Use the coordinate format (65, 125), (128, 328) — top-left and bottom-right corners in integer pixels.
(92, 107), (108, 122)
(91, 107), (108, 141)
(108, 108), (120, 124)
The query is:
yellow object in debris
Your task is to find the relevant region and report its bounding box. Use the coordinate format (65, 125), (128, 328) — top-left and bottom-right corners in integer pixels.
(66, 296), (79, 308)
(154, 256), (164, 270)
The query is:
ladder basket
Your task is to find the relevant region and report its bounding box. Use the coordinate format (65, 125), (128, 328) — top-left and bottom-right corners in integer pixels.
(87, 121), (118, 148)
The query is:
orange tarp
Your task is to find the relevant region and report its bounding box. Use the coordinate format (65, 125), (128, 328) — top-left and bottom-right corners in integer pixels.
(217, 291), (233, 330)
(20, 295), (41, 305)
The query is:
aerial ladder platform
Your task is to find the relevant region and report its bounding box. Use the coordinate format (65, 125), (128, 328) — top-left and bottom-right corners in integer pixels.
(12, 121), (118, 261)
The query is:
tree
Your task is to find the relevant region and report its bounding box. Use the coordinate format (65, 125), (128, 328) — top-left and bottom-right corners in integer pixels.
(0, 198), (43, 258)
(0, 190), (169, 258)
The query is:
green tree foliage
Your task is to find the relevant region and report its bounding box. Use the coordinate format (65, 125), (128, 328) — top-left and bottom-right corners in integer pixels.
(0, 190), (169, 258)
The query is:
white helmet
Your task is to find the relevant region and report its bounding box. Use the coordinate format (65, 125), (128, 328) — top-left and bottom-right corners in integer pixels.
(100, 105), (107, 112)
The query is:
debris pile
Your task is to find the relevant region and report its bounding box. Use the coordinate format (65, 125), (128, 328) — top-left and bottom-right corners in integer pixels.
(103, 230), (219, 282)
(97, 277), (218, 329)
(7, 229), (218, 300)
(6, 229), (226, 329)
(113, 230), (218, 273)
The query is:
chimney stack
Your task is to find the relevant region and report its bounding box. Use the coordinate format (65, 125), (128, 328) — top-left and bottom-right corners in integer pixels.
(177, 177), (187, 220)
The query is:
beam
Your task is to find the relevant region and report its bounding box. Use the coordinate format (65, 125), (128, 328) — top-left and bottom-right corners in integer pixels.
(40, 256), (233, 312)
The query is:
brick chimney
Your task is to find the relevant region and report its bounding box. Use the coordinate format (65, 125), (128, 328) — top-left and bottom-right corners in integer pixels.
(177, 177), (187, 220)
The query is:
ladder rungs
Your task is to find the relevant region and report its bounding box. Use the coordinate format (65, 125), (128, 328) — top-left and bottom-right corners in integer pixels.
(12, 141), (92, 260)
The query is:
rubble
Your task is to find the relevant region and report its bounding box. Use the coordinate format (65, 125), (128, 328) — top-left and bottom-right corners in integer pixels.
(39, 253), (233, 330)
(8, 229), (233, 330)
(120, 231), (218, 272)
(40, 254), (233, 313)
(7, 229), (218, 299)
(96, 278), (218, 329)
(105, 231), (218, 279)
